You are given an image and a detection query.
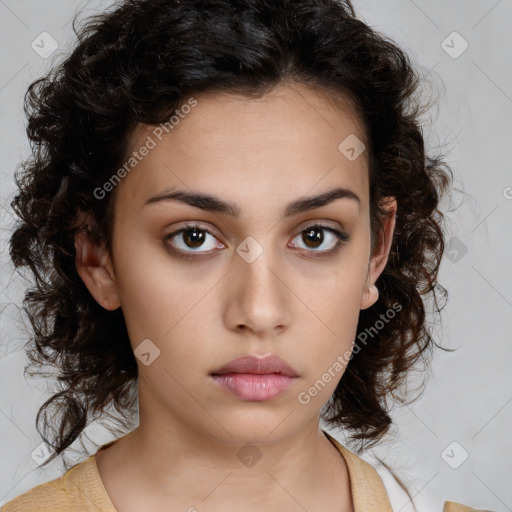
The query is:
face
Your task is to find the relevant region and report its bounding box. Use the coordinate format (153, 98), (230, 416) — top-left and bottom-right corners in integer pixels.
(75, 82), (396, 446)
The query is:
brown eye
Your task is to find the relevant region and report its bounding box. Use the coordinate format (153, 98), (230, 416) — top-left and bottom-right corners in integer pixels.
(181, 227), (207, 249)
(290, 225), (349, 255)
(302, 226), (324, 249)
(164, 224), (224, 256)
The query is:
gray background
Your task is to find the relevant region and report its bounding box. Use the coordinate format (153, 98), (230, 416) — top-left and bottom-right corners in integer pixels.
(0, 1), (511, 511)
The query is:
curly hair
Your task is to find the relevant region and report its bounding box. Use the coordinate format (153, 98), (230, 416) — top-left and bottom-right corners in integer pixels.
(9, 0), (453, 469)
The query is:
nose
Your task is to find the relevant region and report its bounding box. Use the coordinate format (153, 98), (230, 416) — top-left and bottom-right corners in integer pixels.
(225, 243), (291, 336)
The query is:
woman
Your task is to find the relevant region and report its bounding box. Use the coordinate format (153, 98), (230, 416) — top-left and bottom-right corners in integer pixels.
(3, 0), (482, 510)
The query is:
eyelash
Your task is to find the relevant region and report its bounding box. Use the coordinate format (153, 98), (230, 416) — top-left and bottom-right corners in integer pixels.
(164, 223), (350, 260)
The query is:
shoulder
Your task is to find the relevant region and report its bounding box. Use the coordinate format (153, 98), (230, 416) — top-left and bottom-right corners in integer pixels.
(323, 430), (488, 512)
(1, 455), (98, 512)
(323, 431), (394, 510)
(1, 477), (70, 512)
(373, 459), (492, 512)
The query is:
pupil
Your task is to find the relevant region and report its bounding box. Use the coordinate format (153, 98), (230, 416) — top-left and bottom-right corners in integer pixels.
(184, 228), (205, 248)
(303, 227), (323, 248)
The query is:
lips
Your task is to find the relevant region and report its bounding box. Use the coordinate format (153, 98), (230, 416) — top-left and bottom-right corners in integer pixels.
(210, 354), (299, 378)
(209, 354), (299, 401)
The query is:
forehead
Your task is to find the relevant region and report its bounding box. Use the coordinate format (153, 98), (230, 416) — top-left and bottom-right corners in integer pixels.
(113, 82), (369, 215)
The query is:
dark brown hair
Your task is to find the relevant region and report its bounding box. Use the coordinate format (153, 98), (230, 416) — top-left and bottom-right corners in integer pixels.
(9, 0), (452, 484)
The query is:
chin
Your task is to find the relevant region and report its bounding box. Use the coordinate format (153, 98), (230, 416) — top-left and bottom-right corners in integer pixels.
(197, 415), (306, 447)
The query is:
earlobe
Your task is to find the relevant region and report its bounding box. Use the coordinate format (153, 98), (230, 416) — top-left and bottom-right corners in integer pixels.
(74, 228), (121, 311)
(360, 283), (379, 310)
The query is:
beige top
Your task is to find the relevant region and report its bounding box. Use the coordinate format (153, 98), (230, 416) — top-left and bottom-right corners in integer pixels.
(1, 431), (484, 511)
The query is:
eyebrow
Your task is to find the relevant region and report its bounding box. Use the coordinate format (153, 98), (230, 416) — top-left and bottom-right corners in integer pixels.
(142, 186), (360, 218)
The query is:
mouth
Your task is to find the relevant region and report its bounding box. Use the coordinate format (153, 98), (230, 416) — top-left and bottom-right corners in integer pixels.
(210, 373), (297, 401)
(209, 354), (299, 401)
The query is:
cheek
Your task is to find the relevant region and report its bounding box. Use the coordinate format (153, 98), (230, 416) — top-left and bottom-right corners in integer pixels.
(111, 235), (201, 341)
(297, 264), (364, 341)
(294, 315), (357, 410)
(292, 267), (364, 403)
(113, 254), (222, 391)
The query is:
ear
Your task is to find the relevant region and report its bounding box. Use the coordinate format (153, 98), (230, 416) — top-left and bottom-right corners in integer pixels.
(360, 196), (397, 310)
(74, 212), (120, 311)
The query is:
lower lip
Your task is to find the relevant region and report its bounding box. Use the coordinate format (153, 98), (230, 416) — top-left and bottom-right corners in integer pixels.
(210, 373), (296, 401)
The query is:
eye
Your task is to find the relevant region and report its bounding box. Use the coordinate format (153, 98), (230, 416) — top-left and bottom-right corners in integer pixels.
(289, 224), (349, 255)
(164, 224), (224, 257)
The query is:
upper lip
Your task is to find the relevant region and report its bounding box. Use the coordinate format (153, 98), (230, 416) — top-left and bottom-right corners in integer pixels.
(210, 354), (299, 378)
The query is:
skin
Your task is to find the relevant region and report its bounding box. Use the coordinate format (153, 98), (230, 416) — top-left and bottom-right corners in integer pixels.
(75, 81), (397, 512)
